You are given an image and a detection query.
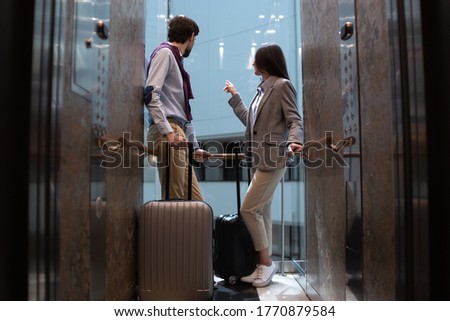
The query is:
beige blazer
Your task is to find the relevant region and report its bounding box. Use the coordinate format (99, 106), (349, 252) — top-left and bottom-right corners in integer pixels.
(228, 77), (303, 170)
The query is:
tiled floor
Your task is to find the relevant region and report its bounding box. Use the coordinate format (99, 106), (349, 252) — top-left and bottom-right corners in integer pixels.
(257, 273), (310, 301)
(214, 273), (310, 301)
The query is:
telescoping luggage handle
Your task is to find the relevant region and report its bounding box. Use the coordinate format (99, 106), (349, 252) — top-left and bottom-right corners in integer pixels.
(235, 151), (241, 216)
(234, 151), (250, 217)
(165, 142), (194, 201)
(164, 145), (247, 204)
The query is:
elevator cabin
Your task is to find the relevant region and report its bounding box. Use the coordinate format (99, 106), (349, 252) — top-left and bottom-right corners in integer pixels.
(2, 0), (449, 301)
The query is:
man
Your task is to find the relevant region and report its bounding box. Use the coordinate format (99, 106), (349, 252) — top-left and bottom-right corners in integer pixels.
(145, 15), (210, 201)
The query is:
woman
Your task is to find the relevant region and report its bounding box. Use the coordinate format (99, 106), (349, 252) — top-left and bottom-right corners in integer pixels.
(223, 44), (303, 287)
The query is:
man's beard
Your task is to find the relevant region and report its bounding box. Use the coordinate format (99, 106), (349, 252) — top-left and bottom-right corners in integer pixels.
(183, 46), (192, 58)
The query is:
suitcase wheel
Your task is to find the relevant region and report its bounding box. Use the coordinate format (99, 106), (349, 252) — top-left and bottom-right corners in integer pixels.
(228, 275), (238, 285)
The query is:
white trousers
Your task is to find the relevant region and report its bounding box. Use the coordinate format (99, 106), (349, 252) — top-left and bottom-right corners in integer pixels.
(240, 167), (286, 255)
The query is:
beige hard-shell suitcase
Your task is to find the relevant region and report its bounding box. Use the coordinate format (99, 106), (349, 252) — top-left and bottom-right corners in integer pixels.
(138, 143), (214, 300)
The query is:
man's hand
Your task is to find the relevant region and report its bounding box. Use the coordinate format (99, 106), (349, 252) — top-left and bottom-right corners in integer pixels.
(194, 148), (212, 162)
(165, 132), (188, 148)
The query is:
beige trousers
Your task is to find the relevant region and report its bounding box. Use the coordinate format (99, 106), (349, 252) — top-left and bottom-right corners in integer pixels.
(147, 122), (203, 201)
(241, 167), (286, 255)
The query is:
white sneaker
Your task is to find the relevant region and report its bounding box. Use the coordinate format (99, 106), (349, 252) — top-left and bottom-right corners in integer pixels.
(240, 266), (259, 283)
(252, 262), (277, 288)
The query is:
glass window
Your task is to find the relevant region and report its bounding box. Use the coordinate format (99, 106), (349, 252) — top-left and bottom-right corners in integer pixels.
(144, 0), (305, 272)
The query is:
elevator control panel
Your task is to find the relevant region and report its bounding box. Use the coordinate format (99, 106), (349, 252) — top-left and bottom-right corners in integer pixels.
(339, 0), (363, 301)
(72, 0), (110, 138)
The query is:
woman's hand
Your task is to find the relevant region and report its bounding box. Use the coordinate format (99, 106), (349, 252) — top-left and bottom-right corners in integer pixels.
(287, 143), (303, 157)
(223, 80), (237, 96)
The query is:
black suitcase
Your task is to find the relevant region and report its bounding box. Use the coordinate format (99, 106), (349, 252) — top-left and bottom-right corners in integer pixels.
(213, 154), (257, 285)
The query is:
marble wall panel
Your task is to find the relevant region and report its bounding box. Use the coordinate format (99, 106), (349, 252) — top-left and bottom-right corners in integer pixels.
(59, 0), (92, 300)
(104, 0), (145, 300)
(355, 0), (396, 300)
(301, 0), (347, 301)
(302, 0), (397, 300)
(59, 0), (145, 300)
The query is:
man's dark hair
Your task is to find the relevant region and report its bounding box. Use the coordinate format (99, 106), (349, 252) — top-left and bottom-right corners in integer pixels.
(168, 15), (199, 43)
